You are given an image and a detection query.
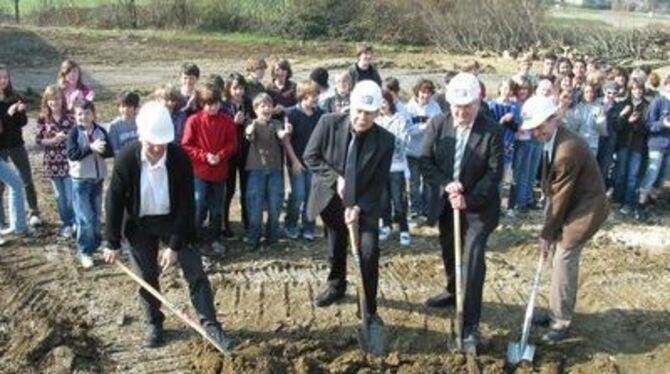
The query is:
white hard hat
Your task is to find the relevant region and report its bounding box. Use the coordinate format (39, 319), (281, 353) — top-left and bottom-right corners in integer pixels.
(350, 80), (382, 112)
(520, 95), (558, 131)
(446, 73), (481, 106)
(136, 101), (175, 144)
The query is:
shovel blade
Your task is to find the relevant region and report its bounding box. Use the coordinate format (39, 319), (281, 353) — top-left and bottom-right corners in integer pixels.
(506, 341), (535, 365)
(357, 325), (384, 356)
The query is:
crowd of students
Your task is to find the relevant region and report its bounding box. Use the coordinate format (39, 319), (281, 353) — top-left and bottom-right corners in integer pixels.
(0, 43), (669, 269)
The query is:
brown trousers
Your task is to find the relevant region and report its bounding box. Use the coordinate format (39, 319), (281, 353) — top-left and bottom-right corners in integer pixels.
(549, 242), (584, 330)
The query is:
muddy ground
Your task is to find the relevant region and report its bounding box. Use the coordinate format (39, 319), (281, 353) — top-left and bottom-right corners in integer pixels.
(0, 25), (669, 374)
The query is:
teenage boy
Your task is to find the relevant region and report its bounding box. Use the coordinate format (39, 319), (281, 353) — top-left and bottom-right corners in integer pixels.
(347, 43), (382, 86)
(181, 84), (238, 249)
(284, 81), (324, 241)
(108, 91), (140, 153)
(180, 62), (200, 115)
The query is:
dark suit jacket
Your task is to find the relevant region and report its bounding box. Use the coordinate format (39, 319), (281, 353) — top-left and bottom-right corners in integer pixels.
(105, 142), (195, 251)
(542, 126), (609, 248)
(419, 111), (503, 230)
(303, 112), (395, 230)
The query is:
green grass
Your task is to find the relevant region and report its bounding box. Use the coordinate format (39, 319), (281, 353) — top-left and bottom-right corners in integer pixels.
(548, 5), (670, 29)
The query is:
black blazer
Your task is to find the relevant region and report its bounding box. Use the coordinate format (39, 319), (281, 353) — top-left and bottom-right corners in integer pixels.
(303, 112), (394, 230)
(105, 142), (195, 251)
(419, 111), (503, 229)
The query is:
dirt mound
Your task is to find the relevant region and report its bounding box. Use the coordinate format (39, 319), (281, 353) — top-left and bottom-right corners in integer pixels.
(0, 248), (103, 373)
(189, 336), (507, 374)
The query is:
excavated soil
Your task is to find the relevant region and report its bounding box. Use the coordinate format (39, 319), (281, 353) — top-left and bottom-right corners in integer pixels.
(1, 25), (669, 374)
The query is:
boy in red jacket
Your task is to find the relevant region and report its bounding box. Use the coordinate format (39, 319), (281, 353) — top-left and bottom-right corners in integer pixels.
(182, 84), (238, 246)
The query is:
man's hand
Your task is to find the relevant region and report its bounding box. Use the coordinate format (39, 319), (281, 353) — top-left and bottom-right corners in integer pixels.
(449, 192), (466, 210)
(159, 248), (178, 273)
(539, 238), (552, 259)
(663, 117), (670, 128)
(344, 206), (360, 226)
(620, 105), (632, 117)
(445, 181), (464, 195)
(102, 248), (119, 264)
(337, 176), (346, 199)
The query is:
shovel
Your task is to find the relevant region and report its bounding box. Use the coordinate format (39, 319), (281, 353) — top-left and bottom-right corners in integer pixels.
(506, 250), (546, 365)
(115, 261), (233, 356)
(347, 209), (384, 356)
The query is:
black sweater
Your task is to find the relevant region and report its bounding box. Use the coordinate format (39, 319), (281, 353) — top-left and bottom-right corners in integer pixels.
(0, 98), (28, 148)
(105, 142), (195, 251)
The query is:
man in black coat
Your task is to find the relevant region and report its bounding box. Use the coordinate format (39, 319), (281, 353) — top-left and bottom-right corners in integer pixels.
(420, 73), (503, 350)
(303, 81), (394, 330)
(102, 102), (235, 351)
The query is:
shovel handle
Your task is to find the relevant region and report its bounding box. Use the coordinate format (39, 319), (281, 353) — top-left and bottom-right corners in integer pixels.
(519, 251), (546, 347)
(347, 221), (368, 325)
(115, 261), (229, 355)
(453, 208), (463, 348)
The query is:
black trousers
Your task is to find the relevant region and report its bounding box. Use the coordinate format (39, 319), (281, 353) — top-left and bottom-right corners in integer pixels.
(224, 152), (248, 230)
(320, 196), (380, 315)
(127, 215), (219, 328)
(438, 208), (492, 329)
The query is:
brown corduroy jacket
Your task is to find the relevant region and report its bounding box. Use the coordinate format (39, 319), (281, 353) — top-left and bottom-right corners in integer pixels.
(541, 126), (609, 248)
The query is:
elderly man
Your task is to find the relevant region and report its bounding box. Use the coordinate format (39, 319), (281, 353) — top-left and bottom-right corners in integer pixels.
(102, 102), (235, 351)
(303, 81), (394, 331)
(521, 96), (609, 343)
(420, 73), (503, 349)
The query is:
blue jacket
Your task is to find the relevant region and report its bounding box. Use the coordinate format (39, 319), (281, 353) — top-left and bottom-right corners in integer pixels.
(645, 93), (670, 152)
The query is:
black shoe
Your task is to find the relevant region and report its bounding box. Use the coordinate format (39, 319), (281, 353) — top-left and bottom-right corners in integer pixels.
(542, 328), (569, 344)
(204, 324), (236, 353)
(462, 327), (479, 354)
(531, 313), (552, 327)
(222, 228), (235, 239)
(426, 291), (455, 308)
(145, 324), (164, 348)
(315, 287), (345, 307)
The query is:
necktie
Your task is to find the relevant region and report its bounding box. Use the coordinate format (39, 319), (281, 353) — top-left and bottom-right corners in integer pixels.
(343, 134), (358, 207)
(453, 127), (468, 180)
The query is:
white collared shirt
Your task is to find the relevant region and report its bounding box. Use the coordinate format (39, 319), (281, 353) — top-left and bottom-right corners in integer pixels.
(139, 151), (170, 217)
(543, 128), (558, 164)
(453, 122), (473, 179)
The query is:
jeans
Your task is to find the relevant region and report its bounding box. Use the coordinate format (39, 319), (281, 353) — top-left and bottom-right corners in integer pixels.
(640, 150), (670, 193)
(0, 146), (39, 225)
(72, 179), (103, 255)
(380, 171), (409, 231)
(613, 149), (643, 207)
(528, 139), (543, 202)
(285, 170), (315, 235)
(597, 135), (616, 188)
(51, 177), (75, 228)
(194, 178), (225, 240)
(0, 160), (27, 232)
(407, 156), (430, 217)
(246, 169), (283, 245)
(511, 140), (533, 209)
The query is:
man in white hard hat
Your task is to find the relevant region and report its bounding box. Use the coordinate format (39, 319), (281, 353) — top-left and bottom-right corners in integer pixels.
(102, 102), (236, 351)
(303, 81), (394, 327)
(420, 73), (503, 350)
(520, 96), (608, 343)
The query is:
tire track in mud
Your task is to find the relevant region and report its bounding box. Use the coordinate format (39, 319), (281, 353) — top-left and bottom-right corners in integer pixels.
(0, 246), (198, 373)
